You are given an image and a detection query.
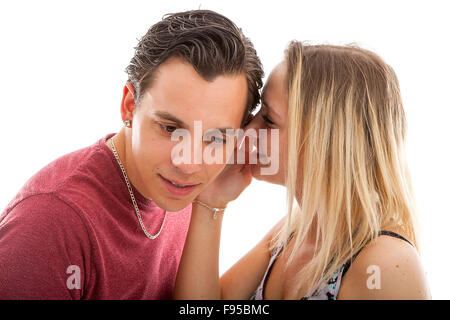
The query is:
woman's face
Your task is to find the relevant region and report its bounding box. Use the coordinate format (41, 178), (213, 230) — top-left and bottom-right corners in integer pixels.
(248, 60), (290, 186)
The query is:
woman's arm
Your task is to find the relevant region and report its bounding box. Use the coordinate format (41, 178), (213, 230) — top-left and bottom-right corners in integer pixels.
(173, 162), (253, 299)
(173, 157), (285, 299)
(173, 202), (224, 299)
(220, 217), (285, 299)
(174, 199), (284, 299)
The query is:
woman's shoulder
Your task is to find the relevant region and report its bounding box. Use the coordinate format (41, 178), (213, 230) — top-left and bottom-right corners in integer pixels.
(337, 231), (431, 299)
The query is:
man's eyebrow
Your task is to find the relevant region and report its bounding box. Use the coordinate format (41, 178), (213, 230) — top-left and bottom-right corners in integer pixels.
(153, 111), (187, 126)
(154, 111), (234, 133)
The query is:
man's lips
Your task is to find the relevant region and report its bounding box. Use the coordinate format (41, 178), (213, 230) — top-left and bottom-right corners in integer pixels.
(158, 174), (201, 197)
(158, 174), (200, 187)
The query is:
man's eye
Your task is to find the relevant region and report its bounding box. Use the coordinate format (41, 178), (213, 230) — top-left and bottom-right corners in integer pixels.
(212, 135), (225, 144)
(160, 124), (177, 133)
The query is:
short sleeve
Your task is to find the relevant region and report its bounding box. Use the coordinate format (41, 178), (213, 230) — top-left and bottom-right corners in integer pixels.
(0, 193), (92, 299)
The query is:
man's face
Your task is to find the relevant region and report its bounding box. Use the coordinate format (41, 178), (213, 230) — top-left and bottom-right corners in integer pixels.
(127, 57), (248, 212)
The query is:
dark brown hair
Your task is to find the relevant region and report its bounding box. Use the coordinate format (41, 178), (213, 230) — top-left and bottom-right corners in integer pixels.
(125, 10), (264, 122)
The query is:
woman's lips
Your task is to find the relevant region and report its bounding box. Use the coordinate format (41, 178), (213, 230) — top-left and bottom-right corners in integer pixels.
(158, 174), (200, 197)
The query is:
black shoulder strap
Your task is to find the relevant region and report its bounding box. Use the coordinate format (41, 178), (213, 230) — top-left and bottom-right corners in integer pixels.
(377, 230), (414, 247)
(341, 230), (414, 276)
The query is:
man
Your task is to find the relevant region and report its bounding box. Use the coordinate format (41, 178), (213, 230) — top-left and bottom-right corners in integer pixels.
(0, 10), (263, 299)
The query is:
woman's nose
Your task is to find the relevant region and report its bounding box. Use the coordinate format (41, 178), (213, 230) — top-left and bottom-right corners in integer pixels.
(243, 113), (255, 127)
(243, 113), (262, 131)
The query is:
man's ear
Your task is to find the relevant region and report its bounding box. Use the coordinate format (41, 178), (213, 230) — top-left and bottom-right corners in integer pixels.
(125, 82), (135, 99)
(120, 81), (136, 124)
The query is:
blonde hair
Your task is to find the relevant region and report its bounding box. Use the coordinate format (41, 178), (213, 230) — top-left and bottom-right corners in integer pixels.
(272, 41), (419, 297)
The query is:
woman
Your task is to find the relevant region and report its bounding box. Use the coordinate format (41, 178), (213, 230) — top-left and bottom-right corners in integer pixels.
(174, 41), (431, 299)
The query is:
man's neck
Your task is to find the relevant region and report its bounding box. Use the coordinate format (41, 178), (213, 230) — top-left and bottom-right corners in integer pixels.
(105, 129), (151, 200)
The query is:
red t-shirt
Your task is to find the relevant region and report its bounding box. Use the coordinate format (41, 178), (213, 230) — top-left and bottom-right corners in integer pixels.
(0, 133), (192, 299)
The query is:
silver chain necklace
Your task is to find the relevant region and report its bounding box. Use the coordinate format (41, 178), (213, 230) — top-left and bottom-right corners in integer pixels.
(109, 135), (167, 240)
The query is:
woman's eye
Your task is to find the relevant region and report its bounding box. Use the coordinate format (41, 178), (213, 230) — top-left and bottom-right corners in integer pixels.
(262, 114), (275, 125)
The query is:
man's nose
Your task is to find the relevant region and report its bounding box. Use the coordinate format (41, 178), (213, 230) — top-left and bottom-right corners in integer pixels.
(171, 136), (203, 175)
(174, 162), (202, 175)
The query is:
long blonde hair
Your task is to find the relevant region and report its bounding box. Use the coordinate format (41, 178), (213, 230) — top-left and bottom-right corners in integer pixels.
(272, 41), (419, 296)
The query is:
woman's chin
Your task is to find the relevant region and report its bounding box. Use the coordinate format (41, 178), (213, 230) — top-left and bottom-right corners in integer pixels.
(250, 164), (269, 182)
(251, 164), (284, 186)
(250, 164), (260, 177)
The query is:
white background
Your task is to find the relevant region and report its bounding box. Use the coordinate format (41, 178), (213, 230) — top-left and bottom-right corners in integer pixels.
(1, 0), (449, 299)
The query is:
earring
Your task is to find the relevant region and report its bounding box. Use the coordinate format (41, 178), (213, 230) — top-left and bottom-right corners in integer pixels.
(124, 120), (131, 127)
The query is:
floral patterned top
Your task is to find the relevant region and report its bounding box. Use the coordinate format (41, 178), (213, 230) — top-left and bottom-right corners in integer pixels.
(250, 230), (413, 300)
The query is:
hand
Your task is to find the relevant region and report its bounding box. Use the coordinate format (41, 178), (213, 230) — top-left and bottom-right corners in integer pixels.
(195, 162), (252, 208)
(195, 133), (255, 208)
(196, 121), (260, 208)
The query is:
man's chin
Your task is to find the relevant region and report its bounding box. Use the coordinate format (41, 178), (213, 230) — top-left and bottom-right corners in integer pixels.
(152, 196), (193, 213)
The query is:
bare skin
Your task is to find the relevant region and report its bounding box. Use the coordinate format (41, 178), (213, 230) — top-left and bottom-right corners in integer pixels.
(174, 60), (431, 300)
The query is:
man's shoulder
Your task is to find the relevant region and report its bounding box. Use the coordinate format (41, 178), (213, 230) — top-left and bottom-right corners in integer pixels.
(1, 192), (89, 234)
(4, 136), (111, 214)
(0, 192), (90, 300)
